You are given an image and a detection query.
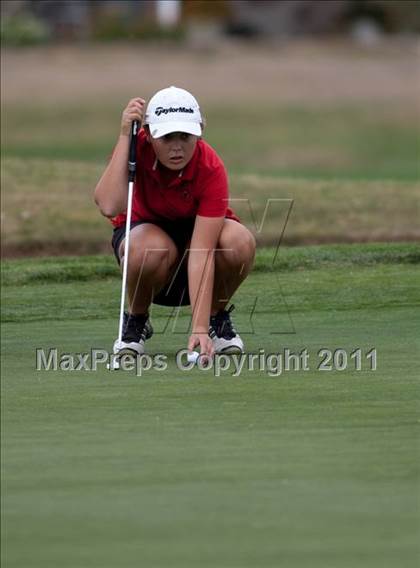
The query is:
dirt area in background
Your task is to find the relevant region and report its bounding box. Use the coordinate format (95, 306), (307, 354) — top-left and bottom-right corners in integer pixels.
(2, 39), (419, 107)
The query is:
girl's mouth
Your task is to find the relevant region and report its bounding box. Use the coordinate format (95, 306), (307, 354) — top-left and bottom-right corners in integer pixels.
(170, 156), (183, 163)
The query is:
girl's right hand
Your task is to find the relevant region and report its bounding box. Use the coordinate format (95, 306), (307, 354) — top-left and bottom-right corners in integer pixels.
(120, 98), (146, 136)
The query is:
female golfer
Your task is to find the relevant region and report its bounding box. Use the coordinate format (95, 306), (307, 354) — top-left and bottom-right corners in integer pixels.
(94, 86), (256, 358)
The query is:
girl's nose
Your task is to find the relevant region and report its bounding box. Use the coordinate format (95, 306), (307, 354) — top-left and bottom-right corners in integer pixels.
(171, 139), (182, 151)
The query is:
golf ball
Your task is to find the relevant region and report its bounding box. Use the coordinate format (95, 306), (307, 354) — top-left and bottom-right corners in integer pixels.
(187, 351), (200, 364)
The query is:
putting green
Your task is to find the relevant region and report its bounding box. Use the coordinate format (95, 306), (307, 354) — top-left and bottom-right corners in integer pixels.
(2, 245), (419, 568)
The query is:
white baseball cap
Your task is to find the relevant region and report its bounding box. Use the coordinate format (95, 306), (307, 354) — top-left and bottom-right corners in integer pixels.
(144, 86), (202, 139)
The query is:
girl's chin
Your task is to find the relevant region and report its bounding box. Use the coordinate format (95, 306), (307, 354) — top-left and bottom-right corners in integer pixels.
(165, 160), (185, 170)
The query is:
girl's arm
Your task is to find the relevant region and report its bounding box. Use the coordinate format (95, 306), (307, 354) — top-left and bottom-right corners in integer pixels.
(188, 215), (225, 357)
(94, 98), (145, 218)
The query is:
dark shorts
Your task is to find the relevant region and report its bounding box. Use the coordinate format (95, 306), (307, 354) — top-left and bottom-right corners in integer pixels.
(112, 219), (196, 307)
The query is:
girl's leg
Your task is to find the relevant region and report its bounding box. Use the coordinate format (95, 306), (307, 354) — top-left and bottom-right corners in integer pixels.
(118, 223), (179, 314)
(212, 219), (256, 314)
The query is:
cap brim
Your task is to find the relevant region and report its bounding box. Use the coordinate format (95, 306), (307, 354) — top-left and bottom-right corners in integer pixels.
(149, 121), (202, 139)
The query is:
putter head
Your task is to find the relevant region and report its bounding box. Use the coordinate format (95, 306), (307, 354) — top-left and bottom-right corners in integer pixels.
(113, 339), (124, 355)
(107, 358), (120, 371)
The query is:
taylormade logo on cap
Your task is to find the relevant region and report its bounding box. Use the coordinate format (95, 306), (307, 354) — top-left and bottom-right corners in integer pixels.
(145, 86), (202, 139)
(155, 106), (194, 116)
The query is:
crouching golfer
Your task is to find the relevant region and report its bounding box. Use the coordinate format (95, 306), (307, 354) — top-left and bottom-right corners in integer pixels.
(94, 86), (256, 358)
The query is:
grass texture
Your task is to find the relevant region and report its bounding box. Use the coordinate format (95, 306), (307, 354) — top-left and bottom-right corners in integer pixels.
(2, 245), (419, 568)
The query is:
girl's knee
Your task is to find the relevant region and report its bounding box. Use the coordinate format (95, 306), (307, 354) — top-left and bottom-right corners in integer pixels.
(218, 224), (256, 267)
(122, 231), (178, 275)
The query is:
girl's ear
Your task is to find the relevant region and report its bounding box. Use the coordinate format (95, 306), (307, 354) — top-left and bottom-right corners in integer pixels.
(199, 120), (206, 140)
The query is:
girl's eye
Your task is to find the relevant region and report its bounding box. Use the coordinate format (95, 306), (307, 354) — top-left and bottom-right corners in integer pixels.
(163, 133), (190, 142)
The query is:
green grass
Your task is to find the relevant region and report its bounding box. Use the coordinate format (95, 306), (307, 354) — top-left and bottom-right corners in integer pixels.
(2, 41), (419, 253)
(2, 100), (419, 253)
(2, 245), (420, 567)
(2, 103), (419, 180)
(2, 241), (420, 286)
(2, 59), (420, 565)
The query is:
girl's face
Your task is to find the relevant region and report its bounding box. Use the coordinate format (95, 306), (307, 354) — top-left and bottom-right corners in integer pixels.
(149, 131), (198, 171)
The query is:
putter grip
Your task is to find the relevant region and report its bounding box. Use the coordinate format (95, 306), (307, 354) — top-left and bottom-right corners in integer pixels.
(128, 120), (139, 182)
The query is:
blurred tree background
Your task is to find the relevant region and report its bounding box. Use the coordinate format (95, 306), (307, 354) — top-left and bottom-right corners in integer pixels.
(1, 0), (420, 45)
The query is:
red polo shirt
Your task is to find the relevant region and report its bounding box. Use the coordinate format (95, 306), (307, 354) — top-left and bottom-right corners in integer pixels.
(112, 129), (239, 228)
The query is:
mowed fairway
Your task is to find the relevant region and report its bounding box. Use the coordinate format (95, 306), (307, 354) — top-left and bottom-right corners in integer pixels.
(2, 245), (419, 568)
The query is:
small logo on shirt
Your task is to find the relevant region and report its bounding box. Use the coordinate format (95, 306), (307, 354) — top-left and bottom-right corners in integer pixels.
(155, 106), (194, 117)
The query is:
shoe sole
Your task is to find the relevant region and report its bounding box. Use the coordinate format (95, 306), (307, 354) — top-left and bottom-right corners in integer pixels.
(217, 346), (243, 354)
(116, 348), (142, 357)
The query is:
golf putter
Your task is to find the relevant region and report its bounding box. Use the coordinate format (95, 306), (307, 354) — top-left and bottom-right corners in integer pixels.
(114, 119), (140, 357)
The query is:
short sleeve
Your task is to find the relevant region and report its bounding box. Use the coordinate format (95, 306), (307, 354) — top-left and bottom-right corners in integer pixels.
(197, 163), (229, 217)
